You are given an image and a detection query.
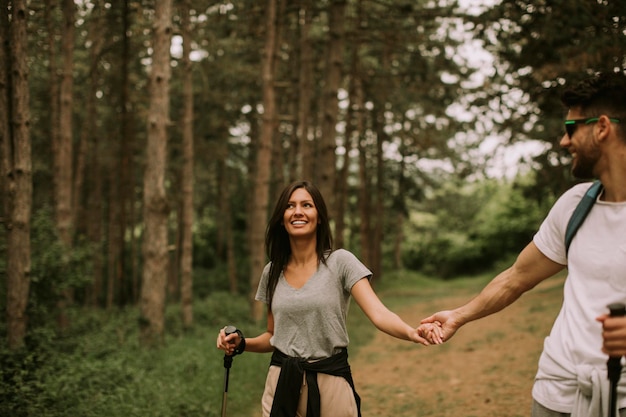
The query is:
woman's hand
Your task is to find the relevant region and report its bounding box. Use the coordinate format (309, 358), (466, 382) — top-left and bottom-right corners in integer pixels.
(216, 326), (242, 355)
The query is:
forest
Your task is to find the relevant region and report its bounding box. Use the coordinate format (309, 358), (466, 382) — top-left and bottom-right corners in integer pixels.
(1, 0), (625, 415)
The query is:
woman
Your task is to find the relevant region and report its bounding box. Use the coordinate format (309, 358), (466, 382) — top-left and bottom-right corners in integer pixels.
(216, 180), (437, 417)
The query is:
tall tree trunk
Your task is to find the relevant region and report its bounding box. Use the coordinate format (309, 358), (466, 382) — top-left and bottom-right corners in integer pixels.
(217, 160), (237, 294)
(105, 0), (134, 308)
(334, 91), (352, 248)
(83, 3), (104, 307)
(270, 0), (286, 192)
(216, 152), (227, 259)
(225, 191), (238, 295)
(317, 0), (346, 221)
(118, 0), (139, 305)
(392, 148), (407, 269)
(44, 0), (60, 211)
(295, 0), (313, 181)
(250, 0), (278, 322)
(271, 129), (284, 189)
(140, 0), (172, 347)
(118, 0), (134, 306)
(372, 114), (385, 281)
(357, 159), (371, 266)
(168, 194), (180, 300)
(335, 7), (361, 248)
(86, 134), (104, 306)
(0, 1), (11, 342)
(3, 0), (32, 350)
(106, 165), (121, 308)
(286, 39), (299, 183)
(179, 1), (194, 329)
(55, 0), (76, 330)
(369, 41), (392, 282)
(57, 0), (75, 249)
(356, 82), (371, 267)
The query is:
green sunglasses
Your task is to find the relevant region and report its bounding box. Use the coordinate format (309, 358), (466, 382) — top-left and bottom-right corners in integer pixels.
(564, 117), (620, 138)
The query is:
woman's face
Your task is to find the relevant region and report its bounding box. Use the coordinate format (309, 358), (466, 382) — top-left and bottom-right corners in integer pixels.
(283, 188), (319, 238)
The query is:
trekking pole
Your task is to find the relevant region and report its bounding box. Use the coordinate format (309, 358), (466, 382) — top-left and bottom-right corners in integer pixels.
(607, 303), (626, 417)
(221, 325), (238, 417)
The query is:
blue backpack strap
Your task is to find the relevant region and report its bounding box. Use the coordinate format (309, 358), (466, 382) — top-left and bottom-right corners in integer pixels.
(565, 180), (603, 254)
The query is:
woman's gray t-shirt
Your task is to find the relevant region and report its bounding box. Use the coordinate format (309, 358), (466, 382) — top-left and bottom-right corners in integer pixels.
(255, 249), (372, 360)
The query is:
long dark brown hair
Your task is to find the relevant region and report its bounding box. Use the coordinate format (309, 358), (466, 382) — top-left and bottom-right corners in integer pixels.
(264, 180), (333, 307)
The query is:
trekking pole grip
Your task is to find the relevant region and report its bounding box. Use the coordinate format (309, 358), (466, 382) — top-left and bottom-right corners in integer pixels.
(223, 325), (237, 369)
(608, 303), (626, 318)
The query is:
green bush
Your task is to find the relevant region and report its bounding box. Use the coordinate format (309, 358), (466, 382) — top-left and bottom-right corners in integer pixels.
(0, 292), (269, 417)
(402, 177), (552, 278)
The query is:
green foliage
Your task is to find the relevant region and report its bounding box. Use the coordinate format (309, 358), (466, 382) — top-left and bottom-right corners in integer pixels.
(403, 175), (553, 278)
(468, 0), (626, 195)
(27, 207), (95, 326)
(0, 292), (269, 417)
(472, 180), (546, 258)
(0, 336), (52, 417)
(0, 206), (95, 337)
(193, 264), (252, 299)
(30, 207), (94, 290)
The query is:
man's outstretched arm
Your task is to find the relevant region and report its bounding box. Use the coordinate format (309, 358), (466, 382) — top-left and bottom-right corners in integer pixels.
(419, 242), (565, 343)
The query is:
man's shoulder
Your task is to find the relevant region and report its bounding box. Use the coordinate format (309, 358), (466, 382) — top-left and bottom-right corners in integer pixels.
(567, 181), (596, 195)
(557, 182), (596, 206)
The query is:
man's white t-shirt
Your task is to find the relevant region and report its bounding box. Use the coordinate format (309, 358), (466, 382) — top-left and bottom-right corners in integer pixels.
(532, 182), (626, 412)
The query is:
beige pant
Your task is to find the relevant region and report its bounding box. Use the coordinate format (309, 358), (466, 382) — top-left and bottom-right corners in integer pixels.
(261, 365), (358, 417)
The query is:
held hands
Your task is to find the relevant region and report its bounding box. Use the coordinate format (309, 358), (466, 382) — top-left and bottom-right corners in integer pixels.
(417, 321), (444, 345)
(418, 310), (460, 345)
(407, 325), (441, 346)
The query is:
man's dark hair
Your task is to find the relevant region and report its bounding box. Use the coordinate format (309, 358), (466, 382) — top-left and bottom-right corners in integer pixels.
(561, 72), (626, 120)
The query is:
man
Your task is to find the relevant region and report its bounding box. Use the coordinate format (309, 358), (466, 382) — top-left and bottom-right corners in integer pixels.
(420, 71), (626, 417)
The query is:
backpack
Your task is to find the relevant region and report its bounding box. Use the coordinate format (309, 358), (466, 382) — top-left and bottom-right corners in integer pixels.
(564, 180), (603, 254)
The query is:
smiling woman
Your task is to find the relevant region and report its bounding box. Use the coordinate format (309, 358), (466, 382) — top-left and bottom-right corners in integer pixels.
(282, 188), (320, 241)
(216, 180), (439, 417)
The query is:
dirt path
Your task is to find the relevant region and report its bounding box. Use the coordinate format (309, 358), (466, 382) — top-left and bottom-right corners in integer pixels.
(351, 277), (565, 417)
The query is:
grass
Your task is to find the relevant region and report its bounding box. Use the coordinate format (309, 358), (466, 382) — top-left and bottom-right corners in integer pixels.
(2, 265), (535, 417)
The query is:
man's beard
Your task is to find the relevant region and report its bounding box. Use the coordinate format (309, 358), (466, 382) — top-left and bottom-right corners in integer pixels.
(571, 139), (600, 180)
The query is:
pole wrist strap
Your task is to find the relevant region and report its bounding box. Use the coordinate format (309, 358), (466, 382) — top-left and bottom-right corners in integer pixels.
(233, 329), (246, 356)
